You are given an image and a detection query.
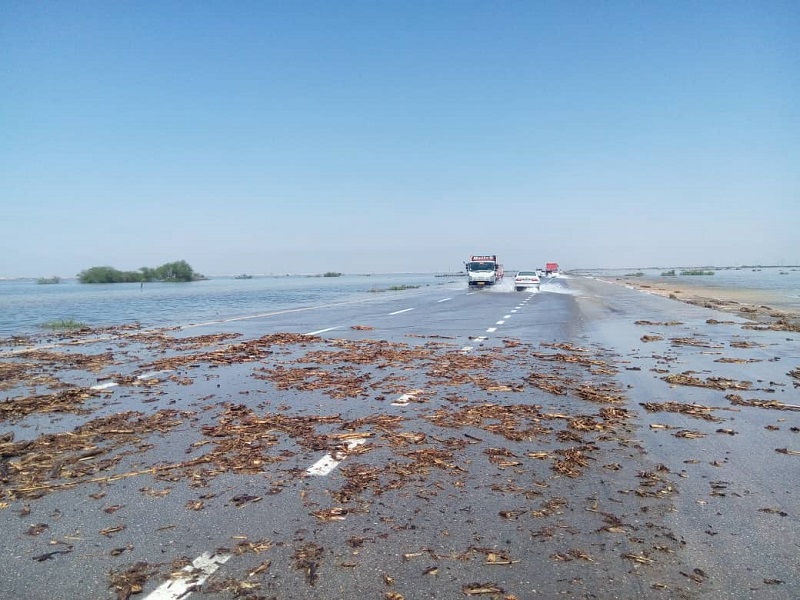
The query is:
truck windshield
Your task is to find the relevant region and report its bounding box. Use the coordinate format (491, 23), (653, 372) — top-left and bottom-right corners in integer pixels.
(467, 262), (495, 271)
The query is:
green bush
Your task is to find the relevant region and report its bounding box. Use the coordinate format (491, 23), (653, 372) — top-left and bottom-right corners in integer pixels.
(78, 260), (205, 283)
(661, 270), (676, 277)
(680, 269), (714, 276)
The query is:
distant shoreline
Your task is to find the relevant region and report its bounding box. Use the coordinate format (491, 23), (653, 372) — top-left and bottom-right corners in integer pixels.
(599, 276), (800, 332)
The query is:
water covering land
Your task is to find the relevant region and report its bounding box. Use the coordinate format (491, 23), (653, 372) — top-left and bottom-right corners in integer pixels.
(0, 274), (798, 599)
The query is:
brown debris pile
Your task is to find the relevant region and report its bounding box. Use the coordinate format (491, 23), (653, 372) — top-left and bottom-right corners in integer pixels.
(635, 320), (684, 326)
(255, 364), (372, 399)
(109, 561), (159, 600)
(0, 387), (100, 421)
(663, 373), (751, 390)
(524, 373), (569, 395)
(2, 409), (193, 499)
(576, 383), (625, 404)
(142, 332), (316, 371)
(742, 319), (800, 333)
(669, 337), (722, 348)
(305, 338), (435, 367)
(726, 394), (800, 412)
(640, 402), (724, 422)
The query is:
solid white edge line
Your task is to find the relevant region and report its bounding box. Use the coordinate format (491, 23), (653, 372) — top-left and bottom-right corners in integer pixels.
(143, 552), (231, 600)
(305, 326), (341, 335)
(388, 308), (415, 315)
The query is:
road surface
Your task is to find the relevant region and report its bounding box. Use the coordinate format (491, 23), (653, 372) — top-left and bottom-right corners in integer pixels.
(0, 276), (797, 599)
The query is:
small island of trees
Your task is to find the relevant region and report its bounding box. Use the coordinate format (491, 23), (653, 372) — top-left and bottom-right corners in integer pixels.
(77, 260), (206, 284)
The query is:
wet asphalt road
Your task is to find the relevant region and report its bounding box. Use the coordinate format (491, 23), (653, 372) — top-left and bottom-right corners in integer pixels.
(0, 277), (798, 600)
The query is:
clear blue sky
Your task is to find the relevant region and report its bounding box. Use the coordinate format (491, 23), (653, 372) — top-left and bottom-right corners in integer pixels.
(2, 1), (798, 277)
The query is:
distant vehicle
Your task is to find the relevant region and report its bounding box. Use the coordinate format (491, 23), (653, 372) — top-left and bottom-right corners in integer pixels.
(514, 271), (541, 291)
(466, 255), (504, 287)
(545, 262), (560, 277)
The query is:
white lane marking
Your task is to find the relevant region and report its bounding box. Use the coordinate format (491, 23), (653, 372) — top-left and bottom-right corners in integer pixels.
(144, 552), (231, 600)
(136, 369), (174, 380)
(437, 298), (452, 303)
(486, 327), (497, 333)
(388, 308), (415, 316)
(306, 439), (366, 476)
(503, 315), (511, 319)
(90, 382), (118, 390)
(510, 310), (517, 313)
(391, 389), (424, 406)
(495, 320), (505, 325)
(181, 296), (384, 330)
(460, 346), (473, 353)
(392, 393), (415, 406)
(305, 326), (341, 335)
(474, 336), (487, 342)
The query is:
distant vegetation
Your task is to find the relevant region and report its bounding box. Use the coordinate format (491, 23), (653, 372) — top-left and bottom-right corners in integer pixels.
(680, 269), (715, 276)
(77, 260), (205, 283)
(625, 272), (645, 277)
(370, 284), (420, 292)
(323, 272), (343, 277)
(36, 276), (62, 284)
(661, 270), (677, 276)
(41, 319), (87, 330)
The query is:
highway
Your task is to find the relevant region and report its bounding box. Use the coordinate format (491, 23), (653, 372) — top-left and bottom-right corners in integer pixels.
(1, 277), (797, 599)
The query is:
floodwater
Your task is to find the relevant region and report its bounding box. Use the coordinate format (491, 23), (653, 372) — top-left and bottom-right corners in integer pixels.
(0, 273), (456, 337)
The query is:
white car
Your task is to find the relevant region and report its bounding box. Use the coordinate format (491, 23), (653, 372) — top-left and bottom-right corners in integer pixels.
(514, 270), (541, 291)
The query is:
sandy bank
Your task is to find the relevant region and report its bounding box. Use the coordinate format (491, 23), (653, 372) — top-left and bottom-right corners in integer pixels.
(599, 276), (800, 332)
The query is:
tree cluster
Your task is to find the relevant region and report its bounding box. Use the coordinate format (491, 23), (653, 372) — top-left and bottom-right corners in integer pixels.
(77, 260), (205, 284)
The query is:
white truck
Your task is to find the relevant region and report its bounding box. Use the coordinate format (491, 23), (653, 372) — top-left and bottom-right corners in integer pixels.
(466, 255), (504, 287)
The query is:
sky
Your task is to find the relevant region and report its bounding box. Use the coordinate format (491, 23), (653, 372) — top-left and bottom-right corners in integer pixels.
(2, 1), (798, 277)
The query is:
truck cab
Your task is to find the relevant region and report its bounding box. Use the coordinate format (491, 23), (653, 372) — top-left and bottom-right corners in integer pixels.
(466, 255), (500, 287)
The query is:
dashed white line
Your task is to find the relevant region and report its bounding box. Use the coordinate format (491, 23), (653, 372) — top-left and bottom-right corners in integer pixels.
(503, 315), (511, 319)
(388, 308), (415, 315)
(136, 369), (174, 380)
(144, 552), (231, 599)
(90, 382), (118, 390)
(305, 326), (341, 335)
(437, 297), (452, 303)
(392, 393), (415, 406)
(486, 327), (497, 333)
(495, 320), (505, 325)
(306, 439), (366, 476)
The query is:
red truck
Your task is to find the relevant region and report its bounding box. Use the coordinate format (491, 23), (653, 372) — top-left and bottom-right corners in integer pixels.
(545, 263), (560, 276)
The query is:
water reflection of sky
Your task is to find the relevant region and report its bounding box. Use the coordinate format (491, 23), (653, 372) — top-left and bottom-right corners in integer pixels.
(0, 273), (455, 337)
